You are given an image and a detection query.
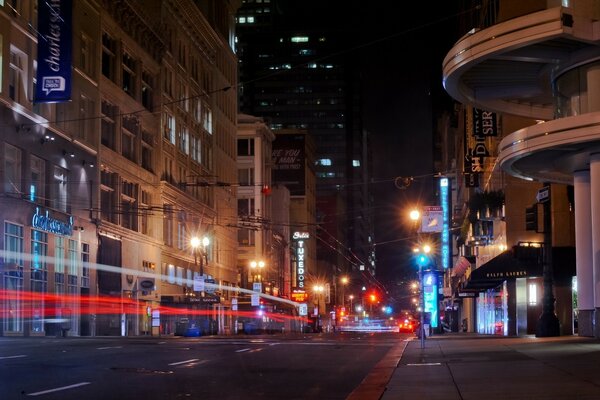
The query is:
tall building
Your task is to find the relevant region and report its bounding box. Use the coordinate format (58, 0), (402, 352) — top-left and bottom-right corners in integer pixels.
(0, 0), (240, 337)
(442, 0), (596, 336)
(235, 1), (375, 285)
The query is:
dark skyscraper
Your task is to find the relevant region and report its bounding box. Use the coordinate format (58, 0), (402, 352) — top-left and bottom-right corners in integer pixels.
(235, 1), (375, 280)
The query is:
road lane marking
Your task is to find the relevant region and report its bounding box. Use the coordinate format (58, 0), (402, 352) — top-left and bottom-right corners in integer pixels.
(27, 382), (91, 396)
(235, 348), (251, 353)
(0, 355), (27, 360)
(168, 358), (199, 366)
(97, 346), (123, 350)
(407, 362), (442, 366)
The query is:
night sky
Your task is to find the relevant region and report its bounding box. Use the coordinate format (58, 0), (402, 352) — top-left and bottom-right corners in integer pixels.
(350, 3), (462, 284)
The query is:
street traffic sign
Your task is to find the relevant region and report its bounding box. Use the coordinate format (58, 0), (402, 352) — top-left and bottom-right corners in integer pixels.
(536, 186), (550, 203)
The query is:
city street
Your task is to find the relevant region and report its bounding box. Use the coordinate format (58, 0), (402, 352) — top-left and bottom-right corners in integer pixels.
(0, 332), (407, 400)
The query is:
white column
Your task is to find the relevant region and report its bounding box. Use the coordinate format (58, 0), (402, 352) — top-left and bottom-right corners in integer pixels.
(590, 155), (600, 336)
(574, 170), (593, 334)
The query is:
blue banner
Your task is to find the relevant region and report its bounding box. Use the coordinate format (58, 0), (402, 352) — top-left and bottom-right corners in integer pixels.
(35, 0), (72, 103)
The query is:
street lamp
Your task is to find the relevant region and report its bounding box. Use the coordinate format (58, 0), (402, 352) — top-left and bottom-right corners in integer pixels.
(191, 236), (210, 277)
(340, 276), (349, 309)
(250, 260), (265, 284)
(414, 243), (431, 349)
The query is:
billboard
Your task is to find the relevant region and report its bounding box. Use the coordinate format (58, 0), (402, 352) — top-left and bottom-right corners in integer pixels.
(272, 134), (305, 196)
(35, 0), (73, 103)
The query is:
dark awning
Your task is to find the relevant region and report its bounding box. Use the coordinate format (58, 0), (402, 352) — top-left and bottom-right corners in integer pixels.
(463, 248), (543, 291)
(462, 246), (575, 292)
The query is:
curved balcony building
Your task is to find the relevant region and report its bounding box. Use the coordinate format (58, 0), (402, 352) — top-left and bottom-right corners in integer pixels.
(443, 2), (600, 336)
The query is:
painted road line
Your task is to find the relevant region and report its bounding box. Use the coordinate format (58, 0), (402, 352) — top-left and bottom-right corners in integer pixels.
(97, 346), (123, 350)
(406, 362), (442, 366)
(27, 382), (91, 396)
(235, 348), (251, 353)
(168, 358), (199, 366)
(0, 355), (27, 360)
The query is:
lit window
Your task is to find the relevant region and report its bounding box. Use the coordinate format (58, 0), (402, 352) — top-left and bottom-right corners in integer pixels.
(528, 283), (537, 305)
(247, 16), (255, 23)
(317, 158), (332, 166)
(239, 17), (246, 23)
(352, 160), (360, 167)
(291, 36), (309, 43)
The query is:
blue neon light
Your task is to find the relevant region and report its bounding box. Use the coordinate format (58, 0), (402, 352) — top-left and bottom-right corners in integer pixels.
(423, 272), (438, 328)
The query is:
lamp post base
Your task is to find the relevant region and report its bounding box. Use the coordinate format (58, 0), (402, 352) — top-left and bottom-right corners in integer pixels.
(535, 312), (560, 337)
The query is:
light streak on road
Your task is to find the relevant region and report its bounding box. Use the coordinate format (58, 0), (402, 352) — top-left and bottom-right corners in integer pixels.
(26, 382), (91, 396)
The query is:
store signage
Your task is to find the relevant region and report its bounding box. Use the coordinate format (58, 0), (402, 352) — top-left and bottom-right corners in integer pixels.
(291, 289), (308, 302)
(299, 303), (308, 316)
(293, 231), (310, 240)
(440, 178), (450, 270)
(35, 0), (73, 103)
(458, 291), (477, 298)
(32, 207), (74, 236)
(536, 186), (550, 203)
(293, 233), (308, 288)
(423, 272), (438, 328)
(139, 279), (155, 290)
(421, 206), (442, 233)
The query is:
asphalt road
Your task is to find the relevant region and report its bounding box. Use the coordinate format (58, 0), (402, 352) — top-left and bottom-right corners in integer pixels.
(0, 332), (409, 400)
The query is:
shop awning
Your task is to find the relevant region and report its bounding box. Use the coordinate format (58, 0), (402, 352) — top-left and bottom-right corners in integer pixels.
(451, 256), (474, 278)
(463, 248), (543, 291)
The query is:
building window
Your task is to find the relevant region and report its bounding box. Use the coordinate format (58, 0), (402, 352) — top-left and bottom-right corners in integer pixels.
(317, 158), (332, 166)
(4, 222), (24, 333)
(122, 52), (137, 98)
(101, 32), (117, 81)
(164, 112), (176, 144)
(141, 131), (154, 172)
(55, 236), (65, 294)
(122, 115), (139, 162)
(30, 155), (45, 204)
(4, 143), (22, 195)
(163, 66), (173, 97)
(140, 190), (150, 235)
(79, 94), (95, 144)
(238, 198), (255, 217)
(202, 103), (213, 134)
(237, 138), (255, 156)
(80, 33), (96, 77)
(81, 242), (90, 288)
(178, 124), (189, 154)
(101, 100), (117, 150)
(141, 70), (153, 110)
(50, 166), (68, 212)
(30, 229), (47, 333)
(291, 36), (309, 43)
(529, 283), (537, 305)
(352, 159), (361, 167)
(9, 48), (25, 102)
(68, 238), (78, 283)
(100, 169), (117, 224)
(121, 180), (138, 231)
(31, 229), (48, 271)
(163, 204), (173, 246)
(238, 168), (255, 186)
(191, 135), (201, 164)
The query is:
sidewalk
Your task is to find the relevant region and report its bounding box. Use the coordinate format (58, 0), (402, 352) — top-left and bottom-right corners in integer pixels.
(380, 333), (600, 400)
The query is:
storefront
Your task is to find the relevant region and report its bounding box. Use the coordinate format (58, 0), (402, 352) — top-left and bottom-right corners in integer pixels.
(463, 246), (575, 336)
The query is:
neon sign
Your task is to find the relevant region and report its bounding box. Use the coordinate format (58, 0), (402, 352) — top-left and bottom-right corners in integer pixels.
(293, 232), (308, 288)
(440, 177), (450, 269)
(32, 207), (73, 236)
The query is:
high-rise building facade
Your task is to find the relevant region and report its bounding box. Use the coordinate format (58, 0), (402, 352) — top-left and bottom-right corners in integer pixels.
(0, 0), (240, 337)
(235, 1), (375, 285)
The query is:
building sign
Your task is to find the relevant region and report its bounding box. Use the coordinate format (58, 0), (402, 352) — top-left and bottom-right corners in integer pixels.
(420, 206), (443, 233)
(291, 289), (308, 302)
(272, 134), (306, 196)
(35, 0), (73, 103)
(32, 207), (73, 236)
(464, 108), (499, 188)
(423, 272), (438, 328)
(440, 178), (450, 270)
(299, 303), (308, 316)
(293, 232), (309, 289)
